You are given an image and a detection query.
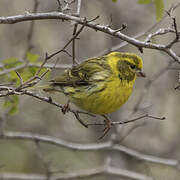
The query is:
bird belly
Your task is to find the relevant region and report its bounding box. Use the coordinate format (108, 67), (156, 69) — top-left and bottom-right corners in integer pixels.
(64, 78), (134, 114)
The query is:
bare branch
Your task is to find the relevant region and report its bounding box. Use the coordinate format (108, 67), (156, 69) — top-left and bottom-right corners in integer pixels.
(15, 71), (23, 85)
(0, 12), (179, 62)
(0, 63), (71, 76)
(46, 21), (86, 60)
(87, 114), (165, 126)
(29, 63), (71, 69)
(0, 2), (180, 180)
(23, 0), (39, 59)
(0, 64), (27, 76)
(131, 60), (174, 114)
(2, 131), (179, 169)
(0, 166), (153, 180)
(72, 23), (78, 65)
(166, 14), (180, 48)
(56, 0), (63, 12)
(76, 0), (82, 16)
(145, 28), (175, 43)
(113, 114), (165, 125)
(0, 86), (94, 128)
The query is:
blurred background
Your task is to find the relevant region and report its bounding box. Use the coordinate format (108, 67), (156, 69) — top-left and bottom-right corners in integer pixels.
(0, 0), (180, 179)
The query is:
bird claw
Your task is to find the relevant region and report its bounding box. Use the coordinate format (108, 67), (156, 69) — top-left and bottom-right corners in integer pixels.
(61, 101), (70, 114)
(99, 115), (112, 139)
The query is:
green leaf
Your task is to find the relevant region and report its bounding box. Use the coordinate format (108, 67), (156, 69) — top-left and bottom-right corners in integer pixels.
(27, 52), (40, 63)
(2, 58), (22, 69)
(138, 0), (152, 4)
(7, 66), (49, 86)
(8, 71), (20, 85)
(112, 0), (117, 2)
(3, 99), (12, 109)
(28, 67), (37, 76)
(38, 68), (50, 79)
(3, 95), (19, 115)
(8, 105), (18, 115)
(8, 67), (38, 85)
(2, 57), (18, 65)
(155, 0), (164, 21)
(20, 67), (37, 82)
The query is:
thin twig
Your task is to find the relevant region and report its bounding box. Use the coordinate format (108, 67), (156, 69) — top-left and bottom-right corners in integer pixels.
(87, 114), (165, 126)
(57, 0), (63, 12)
(0, 86), (94, 126)
(166, 14), (180, 48)
(1, 12), (180, 62)
(46, 21), (86, 60)
(76, 0), (82, 16)
(72, 23), (78, 65)
(23, 0), (39, 59)
(15, 71), (23, 85)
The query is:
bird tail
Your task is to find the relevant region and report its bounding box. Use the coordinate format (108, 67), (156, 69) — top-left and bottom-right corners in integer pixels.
(43, 86), (63, 93)
(28, 84), (63, 93)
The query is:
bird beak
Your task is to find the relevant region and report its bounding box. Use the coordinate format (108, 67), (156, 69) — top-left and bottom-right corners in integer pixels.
(136, 70), (146, 78)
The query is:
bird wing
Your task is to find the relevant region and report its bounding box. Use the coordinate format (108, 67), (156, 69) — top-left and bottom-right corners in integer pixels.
(51, 56), (111, 87)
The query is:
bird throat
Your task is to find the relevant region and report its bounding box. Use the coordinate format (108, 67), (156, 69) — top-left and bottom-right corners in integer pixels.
(117, 61), (135, 82)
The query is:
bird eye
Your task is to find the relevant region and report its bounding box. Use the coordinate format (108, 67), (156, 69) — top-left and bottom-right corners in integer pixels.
(130, 64), (136, 69)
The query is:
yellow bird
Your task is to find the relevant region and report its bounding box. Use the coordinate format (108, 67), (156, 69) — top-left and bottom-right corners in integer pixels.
(44, 52), (145, 138)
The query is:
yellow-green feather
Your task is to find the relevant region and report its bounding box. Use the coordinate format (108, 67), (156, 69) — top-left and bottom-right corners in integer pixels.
(49, 52), (143, 114)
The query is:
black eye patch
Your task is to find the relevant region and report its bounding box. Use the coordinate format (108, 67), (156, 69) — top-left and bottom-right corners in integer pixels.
(122, 60), (136, 70)
(130, 64), (136, 69)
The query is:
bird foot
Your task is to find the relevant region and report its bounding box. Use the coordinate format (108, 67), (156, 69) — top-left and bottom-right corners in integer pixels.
(61, 101), (70, 114)
(99, 115), (112, 139)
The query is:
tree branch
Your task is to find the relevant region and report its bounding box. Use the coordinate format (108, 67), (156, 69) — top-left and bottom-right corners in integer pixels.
(2, 131), (179, 169)
(0, 166), (153, 180)
(0, 12), (179, 62)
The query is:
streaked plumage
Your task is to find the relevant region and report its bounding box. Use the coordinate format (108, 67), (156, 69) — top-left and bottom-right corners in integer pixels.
(47, 52), (145, 114)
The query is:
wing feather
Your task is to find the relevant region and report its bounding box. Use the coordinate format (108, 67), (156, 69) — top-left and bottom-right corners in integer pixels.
(51, 56), (111, 87)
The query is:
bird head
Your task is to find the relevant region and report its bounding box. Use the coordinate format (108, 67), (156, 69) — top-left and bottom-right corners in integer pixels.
(107, 52), (146, 81)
